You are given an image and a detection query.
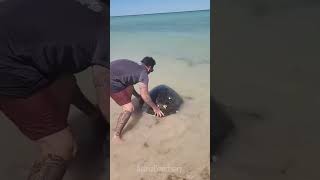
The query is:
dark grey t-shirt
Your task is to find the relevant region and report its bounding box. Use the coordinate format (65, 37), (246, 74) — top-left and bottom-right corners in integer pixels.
(110, 59), (149, 93)
(0, 0), (109, 97)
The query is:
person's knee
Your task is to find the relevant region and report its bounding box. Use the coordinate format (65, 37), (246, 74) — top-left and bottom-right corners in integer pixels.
(122, 103), (134, 112)
(37, 127), (77, 161)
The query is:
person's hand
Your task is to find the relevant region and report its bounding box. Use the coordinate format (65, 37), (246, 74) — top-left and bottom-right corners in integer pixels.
(153, 107), (165, 117)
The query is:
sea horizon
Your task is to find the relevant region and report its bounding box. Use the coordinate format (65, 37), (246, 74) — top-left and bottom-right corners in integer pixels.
(110, 9), (210, 18)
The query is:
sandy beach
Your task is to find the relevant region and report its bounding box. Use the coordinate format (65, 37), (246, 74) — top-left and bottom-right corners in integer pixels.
(110, 58), (210, 180)
(214, 1), (320, 179)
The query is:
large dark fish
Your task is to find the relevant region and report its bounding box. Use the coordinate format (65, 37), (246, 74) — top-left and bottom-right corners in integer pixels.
(145, 85), (183, 116)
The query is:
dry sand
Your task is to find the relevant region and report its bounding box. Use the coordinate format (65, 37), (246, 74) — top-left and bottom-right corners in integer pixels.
(110, 58), (210, 180)
(214, 1), (320, 180)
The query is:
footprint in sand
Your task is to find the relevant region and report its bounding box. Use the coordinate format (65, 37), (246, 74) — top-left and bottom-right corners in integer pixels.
(143, 142), (149, 148)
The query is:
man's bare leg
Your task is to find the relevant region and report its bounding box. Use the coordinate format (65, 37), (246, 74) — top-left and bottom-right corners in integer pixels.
(26, 76), (77, 180)
(113, 102), (134, 143)
(0, 75), (89, 180)
(28, 127), (75, 180)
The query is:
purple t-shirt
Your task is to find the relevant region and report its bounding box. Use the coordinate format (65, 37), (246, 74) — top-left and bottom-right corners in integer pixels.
(0, 0), (109, 97)
(110, 59), (149, 93)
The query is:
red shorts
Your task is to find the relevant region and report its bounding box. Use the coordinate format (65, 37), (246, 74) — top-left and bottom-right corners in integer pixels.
(110, 86), (133, 106)
(0, 76), (75, 141)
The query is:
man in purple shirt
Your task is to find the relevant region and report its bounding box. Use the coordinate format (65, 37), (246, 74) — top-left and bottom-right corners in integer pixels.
(110, 57), (164, 143)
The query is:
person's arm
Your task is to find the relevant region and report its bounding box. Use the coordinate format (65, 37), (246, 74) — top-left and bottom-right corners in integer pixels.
(92, 65), (110, 123)
(139, 83), (164, 117)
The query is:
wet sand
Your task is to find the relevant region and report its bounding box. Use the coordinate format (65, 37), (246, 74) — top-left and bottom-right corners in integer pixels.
(214, 1), (320, 180)
(110, 59), (210, 180)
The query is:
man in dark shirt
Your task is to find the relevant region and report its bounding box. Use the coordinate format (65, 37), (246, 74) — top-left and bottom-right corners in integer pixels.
(0, 0), (109, 179)
(110, 57), (164, 143)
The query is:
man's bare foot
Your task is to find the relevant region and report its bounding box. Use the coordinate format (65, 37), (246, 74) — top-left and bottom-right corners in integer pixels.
(112, 135), (124, 144)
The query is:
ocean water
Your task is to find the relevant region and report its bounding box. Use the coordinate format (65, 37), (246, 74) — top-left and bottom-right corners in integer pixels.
(110, 10), (210, 66)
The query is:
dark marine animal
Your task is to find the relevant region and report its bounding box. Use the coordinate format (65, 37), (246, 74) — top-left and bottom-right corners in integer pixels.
(145, 85), (183, 116)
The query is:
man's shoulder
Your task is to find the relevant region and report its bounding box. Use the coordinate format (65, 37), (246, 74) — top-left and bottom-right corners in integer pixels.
(111, 59), (140, 66)
(112, 59), (136, 63)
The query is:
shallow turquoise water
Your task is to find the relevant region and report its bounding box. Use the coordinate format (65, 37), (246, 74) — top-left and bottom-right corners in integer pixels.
(110, 10), (210, 65)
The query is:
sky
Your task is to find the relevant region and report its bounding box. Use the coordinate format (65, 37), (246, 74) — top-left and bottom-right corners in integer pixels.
(110, 0), (210, 16)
